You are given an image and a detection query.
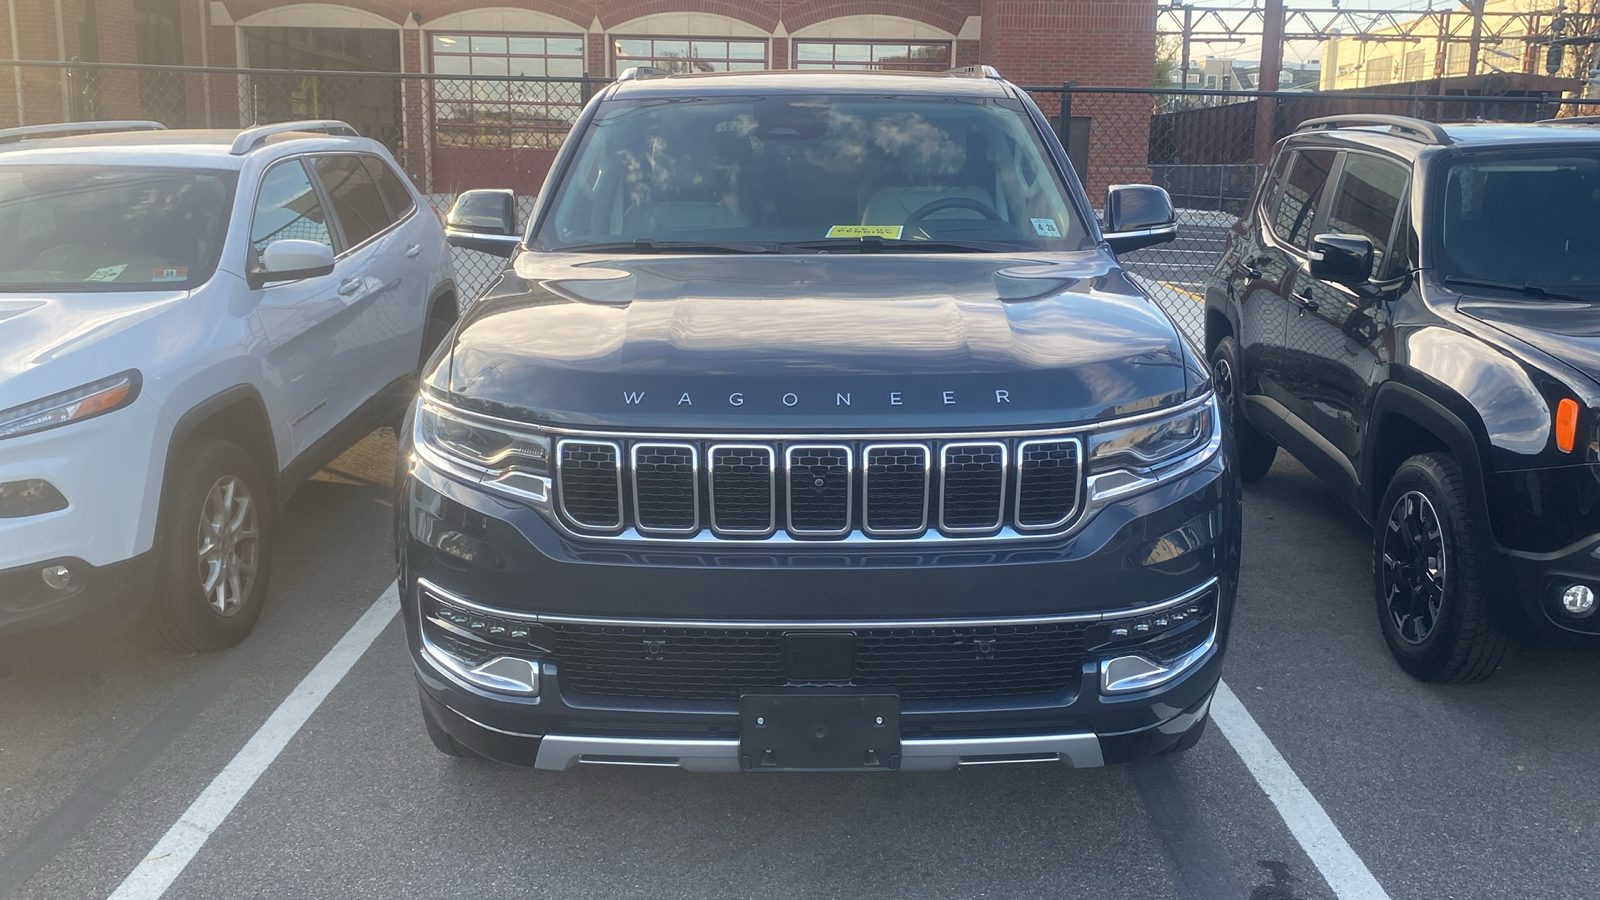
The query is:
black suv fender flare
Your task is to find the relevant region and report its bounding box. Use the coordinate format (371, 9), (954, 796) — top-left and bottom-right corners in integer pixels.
(1361, 380), (1492, 524)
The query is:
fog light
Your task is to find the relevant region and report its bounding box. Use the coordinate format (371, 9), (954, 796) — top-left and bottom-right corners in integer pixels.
(41, 564), (72, 590)
(1561, 584), (1596, 617)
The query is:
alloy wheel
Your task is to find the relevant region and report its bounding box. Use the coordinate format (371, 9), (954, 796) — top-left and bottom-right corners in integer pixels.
(1381, 490), (1446, 645)
(196, 475), (260, 617)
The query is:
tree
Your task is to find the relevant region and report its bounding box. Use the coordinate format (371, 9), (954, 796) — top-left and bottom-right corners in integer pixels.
(1155, 34), (1181, 87)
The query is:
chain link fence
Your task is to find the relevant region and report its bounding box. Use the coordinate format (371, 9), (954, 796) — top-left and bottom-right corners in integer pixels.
(8, 61), (1600, 341)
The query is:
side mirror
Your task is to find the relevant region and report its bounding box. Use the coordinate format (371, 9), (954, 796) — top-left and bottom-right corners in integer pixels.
(1103, 184), (1177, 254)
(446, 189), (521, 258)
(249, 239), (334, 288)
(1308, 234), (1374, 287)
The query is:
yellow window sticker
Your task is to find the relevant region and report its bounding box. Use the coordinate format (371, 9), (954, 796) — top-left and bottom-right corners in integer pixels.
(826, 225), (903, 240)
(84, 264), (128, 282)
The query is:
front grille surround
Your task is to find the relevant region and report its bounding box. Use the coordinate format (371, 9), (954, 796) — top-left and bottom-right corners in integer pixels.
(862, 443), (931, 536)
(784, 444), (854, 537)
(938, 441), (1008, 534)
(707, 444), (777, 537)
(1015, 438), (1083, 531)
(630, 442), (700, 535)
(555, 439), (624, 531)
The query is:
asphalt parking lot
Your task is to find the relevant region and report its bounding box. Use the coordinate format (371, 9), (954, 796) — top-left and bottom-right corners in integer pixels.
(3, 425), (1599, 900)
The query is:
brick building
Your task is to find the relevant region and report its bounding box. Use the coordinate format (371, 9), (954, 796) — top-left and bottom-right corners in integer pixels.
(2, 1), (1155, 194)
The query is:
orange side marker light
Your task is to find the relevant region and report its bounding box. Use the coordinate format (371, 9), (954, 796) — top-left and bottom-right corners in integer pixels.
(1556, 398), (1579, 453)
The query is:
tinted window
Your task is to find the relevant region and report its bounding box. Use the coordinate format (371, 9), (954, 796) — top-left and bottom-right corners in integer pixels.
(250, 160), (333, 258)
(1437, 150), (1600, 291)
(1258, 149), (1293, 219)
(1327, 153), (1407, 275)
(313, 155), (392, 248)
(0, 165), (234, 291)
(1271, 149), (1337, 249)
(363, 156), (416, 220)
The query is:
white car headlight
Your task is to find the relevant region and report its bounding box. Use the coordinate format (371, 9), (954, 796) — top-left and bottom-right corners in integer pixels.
(0, 370), (141, 440)
(413, 397), (552, 505)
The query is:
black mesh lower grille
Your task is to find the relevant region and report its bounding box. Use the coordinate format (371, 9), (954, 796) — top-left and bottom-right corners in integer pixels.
(551, 623), (1087, 701)
(632, 444), (697, 532)
(558, 441), (621, 529)
(710, 446), (774, 533)
(941, 443), (1006, 531)
(1017, 440), (1081, 528)
(786, 446), (851, 534)
(864, 445), (928, 533)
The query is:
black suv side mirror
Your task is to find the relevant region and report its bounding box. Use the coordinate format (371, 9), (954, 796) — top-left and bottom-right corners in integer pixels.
(1309, 234), (1374, 287)
(446, 189), (521, 257)
(1103, 185), (1177, 254)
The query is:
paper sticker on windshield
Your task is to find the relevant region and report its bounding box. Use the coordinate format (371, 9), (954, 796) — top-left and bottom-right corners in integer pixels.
(153, 266), (188, 282)
(84, 264), (128, 282)
(1031, 217), (1062, 238)
(827, 224), (903, 240)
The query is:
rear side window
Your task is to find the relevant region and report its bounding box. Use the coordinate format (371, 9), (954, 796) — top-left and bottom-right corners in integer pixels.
(250, 160), (334, 257)
(313, 155), (393, 248)
(1327, 153), (1408, 276)
(363, 156), (417, 221)
(1270, 149), (1337, 249)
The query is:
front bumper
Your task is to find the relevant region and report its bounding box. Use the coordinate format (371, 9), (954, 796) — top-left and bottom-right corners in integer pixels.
(0, 550), (157, 637)
(1489, 536), (1600, 637)
(398, 437), (1238, 771)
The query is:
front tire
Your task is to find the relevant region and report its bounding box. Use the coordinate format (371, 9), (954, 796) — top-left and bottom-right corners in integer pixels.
(1373, 453), (1510, 683)
(1209, 336), (1276, 482)
(149, 440), (272, 652)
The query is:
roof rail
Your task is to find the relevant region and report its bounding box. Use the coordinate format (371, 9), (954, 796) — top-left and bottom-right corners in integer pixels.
(0, 120), (166, 145)
(230, 120), (359, 155)
(946, 65), (1002, 80)
(617, 66), (673, 82)
(1537, 115), (1600, 125)
(1296, 114), (1452, 146)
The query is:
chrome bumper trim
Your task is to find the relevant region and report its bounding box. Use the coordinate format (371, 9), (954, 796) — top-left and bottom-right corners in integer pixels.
(531, 731), (1105, 772)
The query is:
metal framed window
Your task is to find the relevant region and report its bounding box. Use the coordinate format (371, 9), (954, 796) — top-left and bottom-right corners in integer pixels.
(611, 37), (767, 75)
(430, 33), (587, 149)
(792, 40), (951, 72)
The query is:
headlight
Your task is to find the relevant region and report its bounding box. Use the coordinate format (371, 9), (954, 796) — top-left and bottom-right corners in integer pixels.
(414, 398), (552, 505)
(0, 371), (141, 440)
(1087, 395), (1216, 474)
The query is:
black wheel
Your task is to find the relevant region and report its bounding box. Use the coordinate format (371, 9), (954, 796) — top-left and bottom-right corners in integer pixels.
(1374, 453), (1511, 683)
(421, 691), (483, 759)
(1209, 336), (1276, 482)
(149, 440), (272, 652)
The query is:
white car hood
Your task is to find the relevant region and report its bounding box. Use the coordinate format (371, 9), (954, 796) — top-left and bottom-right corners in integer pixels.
(0, 290), (188, 405)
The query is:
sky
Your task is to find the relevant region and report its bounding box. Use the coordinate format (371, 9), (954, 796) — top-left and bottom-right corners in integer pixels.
(1170, 0), (1478, 67)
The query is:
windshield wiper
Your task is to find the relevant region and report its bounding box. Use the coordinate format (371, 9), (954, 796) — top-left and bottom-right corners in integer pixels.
(560, 238), (779, 254)
(778, 237), (1024, 254)
(1443, 276), (1600, 303)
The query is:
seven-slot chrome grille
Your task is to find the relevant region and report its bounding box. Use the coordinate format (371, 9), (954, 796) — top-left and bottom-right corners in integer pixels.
(555, 434), (1082, 541)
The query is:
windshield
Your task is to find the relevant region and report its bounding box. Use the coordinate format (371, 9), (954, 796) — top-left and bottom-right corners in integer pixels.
(0, 165), (235, 292)
(533, 94), (1087, 252)
(1435, 150), (1600, 295)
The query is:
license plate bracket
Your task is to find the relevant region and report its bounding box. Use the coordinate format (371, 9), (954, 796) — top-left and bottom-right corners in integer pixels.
(739, 693), (900, 772)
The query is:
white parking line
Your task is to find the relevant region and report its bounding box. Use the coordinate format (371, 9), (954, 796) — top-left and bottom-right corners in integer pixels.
(105, 584), (400, 900)
(1212, 680), (1392, 900)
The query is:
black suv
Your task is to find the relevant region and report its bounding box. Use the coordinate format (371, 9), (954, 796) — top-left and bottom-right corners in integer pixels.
(398, 67), (1240, 772)
(1206, 114), (1600, 682)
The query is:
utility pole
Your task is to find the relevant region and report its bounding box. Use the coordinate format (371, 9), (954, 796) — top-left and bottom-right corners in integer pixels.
(1254, 0), (1285, 164)
(1180, 3), (1194, 90)
(1467, 0), (1487, 76)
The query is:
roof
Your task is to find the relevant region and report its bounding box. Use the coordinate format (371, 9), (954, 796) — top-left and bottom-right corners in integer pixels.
(607, 69), (1013, 99)
(1289, 117), (1600, 160)
(0, 125), (384, 168)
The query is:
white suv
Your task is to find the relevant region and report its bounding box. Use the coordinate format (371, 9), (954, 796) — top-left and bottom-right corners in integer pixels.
(0, 120), (456, 650)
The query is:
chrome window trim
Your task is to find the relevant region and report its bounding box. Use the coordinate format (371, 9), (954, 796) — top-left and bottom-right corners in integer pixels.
(629, 442), (700, 535)
(938, 441), (1008, 534)
(417, 576), (1217, 629)
(555, 438), (624, 531)
(707, 443), (777, 537)
(1014, 437), (1083, 532)
(784, 443), (854, 537)
(861, 442), (931, 536)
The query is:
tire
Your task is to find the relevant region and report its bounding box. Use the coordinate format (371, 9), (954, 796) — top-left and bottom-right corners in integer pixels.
(1208, 336), (1276, 482)
(1373, 453), (1511, 683)
(149, 440), (273, 653)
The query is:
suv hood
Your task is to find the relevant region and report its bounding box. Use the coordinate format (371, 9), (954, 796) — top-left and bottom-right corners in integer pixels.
(442, 253), (1196, 430)
(1456, 296), (1600, 390)
(0, 291), (185, 405)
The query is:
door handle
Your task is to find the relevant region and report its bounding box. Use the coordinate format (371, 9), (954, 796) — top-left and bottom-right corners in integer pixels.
(405, 244), (421, 258)
(338, 277), (362, 296)
(1292, 292), (1319, 314)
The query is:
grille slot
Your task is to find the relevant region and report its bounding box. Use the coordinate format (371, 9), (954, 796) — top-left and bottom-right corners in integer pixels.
(939, 442), (1007, 533)
(551, 623), (1087, 701)
(708, 444), (776, 536)
(863, 444), (930, 535)
(1015, 439), (1082, 530)
(557, 440), (622, 530)
(785, 445), (853, 536)
(631, 443), (699, 534)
